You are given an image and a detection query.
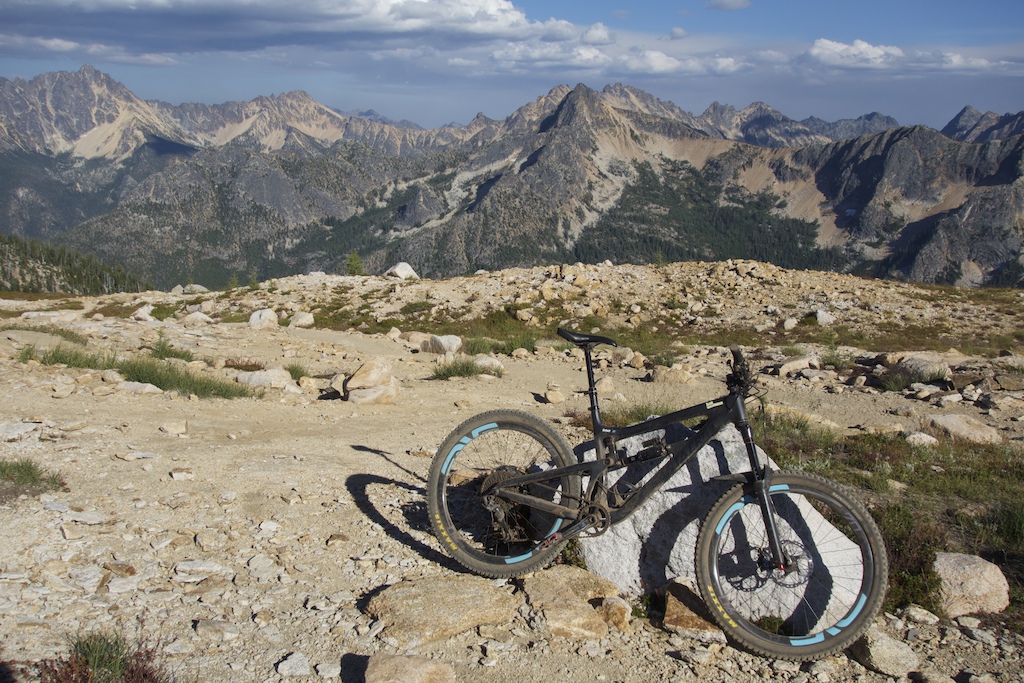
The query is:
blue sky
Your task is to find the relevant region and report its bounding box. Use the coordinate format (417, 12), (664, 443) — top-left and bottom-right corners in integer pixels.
(1, 0), (1021, 129)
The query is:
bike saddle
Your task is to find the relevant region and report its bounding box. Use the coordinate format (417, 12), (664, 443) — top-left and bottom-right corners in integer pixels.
(557, 328), (618, 349)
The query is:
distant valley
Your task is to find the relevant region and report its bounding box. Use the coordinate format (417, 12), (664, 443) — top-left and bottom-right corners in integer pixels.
(1, 65), (1022, 290)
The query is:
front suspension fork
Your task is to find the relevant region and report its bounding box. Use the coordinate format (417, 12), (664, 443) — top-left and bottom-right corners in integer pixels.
(735, 400), (791, 572)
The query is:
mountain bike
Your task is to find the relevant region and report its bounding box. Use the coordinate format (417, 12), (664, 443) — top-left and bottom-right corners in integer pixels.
(426, 328), (888, 660)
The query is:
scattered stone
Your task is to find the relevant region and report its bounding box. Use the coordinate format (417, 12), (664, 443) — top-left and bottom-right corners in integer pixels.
(848, 623), (920, 677)
(160, 420), (188, 435)
(194, 619), (240, 642)
(276, 652), (311, 677)
(596, 595), (632, 633)
(315, 661), (342, 679)
(933, 552), (1009, 618)
(901, 604), (941, 625)
(662, 580), (726, 644)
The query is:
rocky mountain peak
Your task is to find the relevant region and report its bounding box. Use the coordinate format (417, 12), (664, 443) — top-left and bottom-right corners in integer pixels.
(941, 105), (1024, 142)
(0, 64), (196, 158)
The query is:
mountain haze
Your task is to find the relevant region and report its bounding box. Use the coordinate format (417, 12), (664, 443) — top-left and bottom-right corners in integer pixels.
(0, 65), (1022, 290)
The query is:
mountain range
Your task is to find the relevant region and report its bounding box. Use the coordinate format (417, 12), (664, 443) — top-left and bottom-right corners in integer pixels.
(1, 65), (1022, 290)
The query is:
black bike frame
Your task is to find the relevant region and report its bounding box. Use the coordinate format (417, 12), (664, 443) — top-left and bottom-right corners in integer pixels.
(489, 341), (790, 567)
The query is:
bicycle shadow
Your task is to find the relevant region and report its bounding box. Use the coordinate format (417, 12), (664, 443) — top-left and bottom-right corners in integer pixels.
(342, 448), (466, 577)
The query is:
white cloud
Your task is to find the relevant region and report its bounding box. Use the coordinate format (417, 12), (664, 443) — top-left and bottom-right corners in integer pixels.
(940, 52), (992, 70)
(808, 38), (904, 69)
(582, 23), (613, 46)
(490, 41), (612, 70)
(710, 56), (745, 74)
(620, 49), (691, 74)
(669, 27), (688, 40)
(707, 0), (751, 10)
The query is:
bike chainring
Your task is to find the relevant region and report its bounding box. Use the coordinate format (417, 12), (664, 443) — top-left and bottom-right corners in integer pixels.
(579, 503), (611, 537)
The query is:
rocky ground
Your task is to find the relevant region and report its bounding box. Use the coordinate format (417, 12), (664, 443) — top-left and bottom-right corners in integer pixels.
(1, 260), (1024, 682)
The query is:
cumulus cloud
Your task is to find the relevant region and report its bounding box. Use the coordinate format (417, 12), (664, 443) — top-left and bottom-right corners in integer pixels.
(940, 52), (992, 69)
(582, 23), (613, 46)
(669, 27), (688, 40)
(807, 38), (904, 69)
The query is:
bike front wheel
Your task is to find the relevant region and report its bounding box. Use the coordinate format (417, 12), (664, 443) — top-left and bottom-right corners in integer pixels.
(427, 410), (582, 578)
(696, 471), (888, 660)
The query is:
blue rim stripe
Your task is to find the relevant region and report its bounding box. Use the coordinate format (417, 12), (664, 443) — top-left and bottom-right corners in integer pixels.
(789, 633), (825, 646)
(505, 552), (533, 564)
(836, 593), (868, 628)
(441, 423), (499, 474)
(716, 502), (745, 534)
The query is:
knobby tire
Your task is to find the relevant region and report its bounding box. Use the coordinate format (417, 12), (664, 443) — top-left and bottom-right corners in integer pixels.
(427, 410), (581, 578)
(696, 470), (888, 660)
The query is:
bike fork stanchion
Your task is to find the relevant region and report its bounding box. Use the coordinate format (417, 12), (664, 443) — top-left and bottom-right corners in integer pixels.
(736, 400), (790, 571)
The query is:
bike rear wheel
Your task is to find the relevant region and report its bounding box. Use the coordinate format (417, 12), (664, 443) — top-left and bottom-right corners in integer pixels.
(427, 410), (581, 578)
(696, 471), (887, 660)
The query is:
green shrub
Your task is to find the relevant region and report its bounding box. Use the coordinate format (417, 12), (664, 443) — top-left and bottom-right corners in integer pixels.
(873, 503), (945, 614)
(39, 629), (178, 683)
(431, 358), (499, 380)
(0, 458), (64, 490)
(150, 333), (194, 362)
(285, 363), (308, 382)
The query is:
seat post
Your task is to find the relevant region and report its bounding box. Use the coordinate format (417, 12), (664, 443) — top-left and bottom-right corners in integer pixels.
(583, 345), (604, 436)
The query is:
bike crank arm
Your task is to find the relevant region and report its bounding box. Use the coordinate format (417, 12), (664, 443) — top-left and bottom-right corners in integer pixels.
(535, 507), (606, 549)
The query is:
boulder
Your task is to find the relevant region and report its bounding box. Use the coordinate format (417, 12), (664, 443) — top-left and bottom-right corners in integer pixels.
(365, 575), (519, 649)
(235, 368), (294, 388)
(364, 655), (455, 683)
(347, 377), (400, 405)
(131, 304), (156, 322)
(248, 309), (278, 330)
(287, 311), (315, 328)
(650, 366), (695, 384)
(815, 309), (836, 325)
(182, 311), (213, 328)
(343, 358), (400, 404)
(933, 552), (1009, 618)
(579, 424), (748, 595)
(420, 335), (462, 355)
(897, 353), (953, 382)
(384, 262), (419, 280)
(472, 356), (505, 375)
(926, 414), (1002, 444)
(521, 565), (619, 640)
